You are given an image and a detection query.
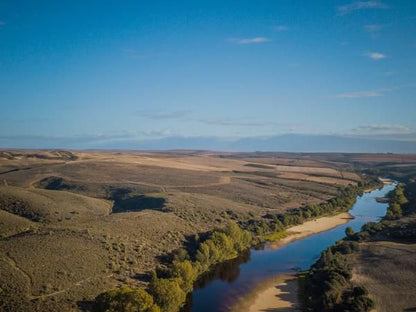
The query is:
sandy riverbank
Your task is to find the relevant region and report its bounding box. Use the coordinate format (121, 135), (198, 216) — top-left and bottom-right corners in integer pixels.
(231, 212), (354, 312)
(231, 274), (300, 312)
(268, 212), (353, 249)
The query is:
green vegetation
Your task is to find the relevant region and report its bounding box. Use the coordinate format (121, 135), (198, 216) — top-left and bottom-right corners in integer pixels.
(171, 260), (198, 292)
(149, 277), (185, 312)
(262, 231), (290, 241)
(306, 181), (416, 312)
(345, 226), (355, 238)
(243, 184), (374, 240)
(306, 239), (371, 312)
(93, 286), (160, 312)
(93, 222), (252, 312)
(93, 181), (381, 312)
(384, 184), (407, 220)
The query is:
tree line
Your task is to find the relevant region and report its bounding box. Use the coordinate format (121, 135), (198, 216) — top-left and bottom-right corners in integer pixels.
(93, 222), (252, 312)
(305, 180), (415, 312)
(92, 178), (381, 312)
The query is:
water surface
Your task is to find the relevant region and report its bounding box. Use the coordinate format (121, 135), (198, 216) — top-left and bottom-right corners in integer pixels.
(187, 183), (396, 312)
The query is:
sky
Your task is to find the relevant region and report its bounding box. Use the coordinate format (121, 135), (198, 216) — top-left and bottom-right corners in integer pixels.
(0, 0), (416, 151)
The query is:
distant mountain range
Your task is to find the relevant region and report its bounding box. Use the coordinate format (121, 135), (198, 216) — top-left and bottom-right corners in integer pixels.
(114, 134), (416, 153)
(1, 134), (415, 153)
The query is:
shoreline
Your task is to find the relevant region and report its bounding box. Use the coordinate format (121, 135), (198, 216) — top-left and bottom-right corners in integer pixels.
(231, 211), (354, 312)
(231, 274), (300, 312)
(267, 212), (353, 250)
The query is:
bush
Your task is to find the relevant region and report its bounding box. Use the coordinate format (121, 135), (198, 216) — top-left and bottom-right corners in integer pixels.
(345, 227), (355, 238)
(307, 239), (371, 312)
(150, 278), (186, 312)
(171, 260), (198, 292)
(93, 286), (160, 312)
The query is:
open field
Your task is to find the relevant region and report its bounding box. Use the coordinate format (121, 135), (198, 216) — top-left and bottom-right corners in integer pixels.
(352, 241), (416, 312)
(1, 150), (416, 311)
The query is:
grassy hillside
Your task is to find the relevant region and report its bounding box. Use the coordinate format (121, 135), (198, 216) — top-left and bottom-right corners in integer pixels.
(0, 186), (112, 223)
(0, 150), (413, 311)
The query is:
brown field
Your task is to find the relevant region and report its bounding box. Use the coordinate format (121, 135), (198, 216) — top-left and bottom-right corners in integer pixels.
(1, 150), (416, 311)
(352, 241), (416, 312)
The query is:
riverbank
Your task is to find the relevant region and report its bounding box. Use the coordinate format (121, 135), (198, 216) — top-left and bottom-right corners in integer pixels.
(268, 212), (353, 249)
(249, 274), (300, 312)
(230, 212), (354, 312)
(379, 177), (394, 185)
(231, 274), (300, 312)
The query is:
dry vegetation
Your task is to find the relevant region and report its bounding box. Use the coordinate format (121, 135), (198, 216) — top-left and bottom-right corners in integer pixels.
(1, 149), (415, 311)
(307, 180), (416, 312)
(352, 241), (416, 312)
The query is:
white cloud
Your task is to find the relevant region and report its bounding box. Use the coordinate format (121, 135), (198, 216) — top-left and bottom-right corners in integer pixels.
(200, 118), (286, 128)
(337, 1), (388, 15)
(201, 118), (265, 127)
(337, 83), (416, 99)
(364, 24), (383, 37)
(350, 124), (412, 135)
(365, 52), (386, 60)
(136, 110), (190, 120)
(273, 25), (289, 32)
(336, 90), (382, 98)
(229, 37), (270, 44)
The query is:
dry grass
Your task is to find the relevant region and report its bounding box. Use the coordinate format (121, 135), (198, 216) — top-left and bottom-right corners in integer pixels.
(352, 241), (416, 312)
(0, 186), (112, 223)
(0, 209), (37, 238)
(0, 149), (384, 311)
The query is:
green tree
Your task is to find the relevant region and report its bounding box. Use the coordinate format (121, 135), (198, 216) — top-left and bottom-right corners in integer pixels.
(211, 231), (236, 261)
(171, 260), (197, 292)
(93, 286), (160, 312)
(345, 227), (355, 238)
(150, 278), (186, 312)
(386, 202), (402, 220)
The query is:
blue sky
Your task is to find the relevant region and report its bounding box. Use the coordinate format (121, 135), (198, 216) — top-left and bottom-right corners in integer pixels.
(0, 1), (416, 150)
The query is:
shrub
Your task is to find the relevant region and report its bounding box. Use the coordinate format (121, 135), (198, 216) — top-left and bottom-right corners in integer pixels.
(93, 286), (160, 312)
(345, 227), (355, 238)
(171, 260), (197, 292)
(150, 278), (186, 312)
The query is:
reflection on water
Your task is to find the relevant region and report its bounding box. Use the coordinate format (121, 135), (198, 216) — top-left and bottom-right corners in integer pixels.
(193, 249), (251, 289)
(186, 183), (396, 312)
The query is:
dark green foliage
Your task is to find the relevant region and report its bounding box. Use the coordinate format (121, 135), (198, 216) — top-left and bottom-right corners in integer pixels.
(331, 240), (359, 254)
(361, 222), (384, 235)
(241, 183), (374, 239)
(384, 221), (416, 240)
(341, 287), (374, 312)
(384, 184), (407, 220)
(345, 226), (355, 238)
(307, 240), (372, 312)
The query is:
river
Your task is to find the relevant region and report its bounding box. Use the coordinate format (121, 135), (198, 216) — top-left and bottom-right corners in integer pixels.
(185, 183), (396, 312)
